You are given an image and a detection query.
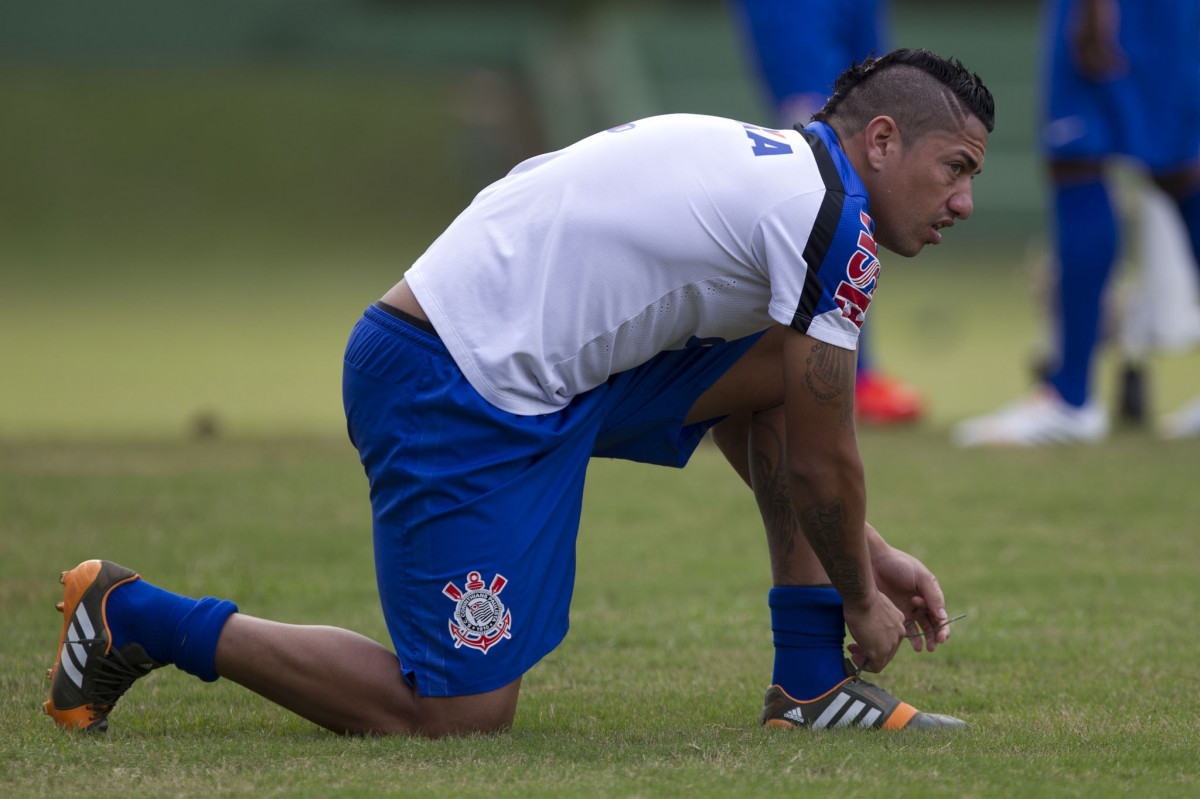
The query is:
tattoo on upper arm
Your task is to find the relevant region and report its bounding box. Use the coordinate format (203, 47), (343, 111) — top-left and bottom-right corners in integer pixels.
(800, 500), (868, 600)
(804, 342), (855, 428)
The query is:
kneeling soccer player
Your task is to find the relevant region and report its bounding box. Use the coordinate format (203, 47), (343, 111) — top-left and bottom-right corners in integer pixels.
(45, 48), (991, 736)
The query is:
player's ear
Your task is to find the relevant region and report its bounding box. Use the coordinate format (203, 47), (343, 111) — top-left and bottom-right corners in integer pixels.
(864, 115), (900, 170)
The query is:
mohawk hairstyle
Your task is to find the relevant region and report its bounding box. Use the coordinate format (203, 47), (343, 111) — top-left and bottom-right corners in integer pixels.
(812, 48), (995, 140)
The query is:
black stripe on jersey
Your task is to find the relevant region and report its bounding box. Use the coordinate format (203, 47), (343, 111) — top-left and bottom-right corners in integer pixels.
(791, 127), (847, 333)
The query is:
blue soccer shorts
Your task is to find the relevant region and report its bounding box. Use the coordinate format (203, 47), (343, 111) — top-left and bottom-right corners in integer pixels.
(1041, 0), (1200, 171)
(733, 0), (886, 109)
(342, 303), (763, 697)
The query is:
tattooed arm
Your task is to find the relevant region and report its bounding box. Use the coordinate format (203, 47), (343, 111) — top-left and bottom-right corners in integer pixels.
(778, 330), (906, 671)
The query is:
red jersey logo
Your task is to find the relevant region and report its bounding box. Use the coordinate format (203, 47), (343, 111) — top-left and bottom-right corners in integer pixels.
(834, 211), (880, 329)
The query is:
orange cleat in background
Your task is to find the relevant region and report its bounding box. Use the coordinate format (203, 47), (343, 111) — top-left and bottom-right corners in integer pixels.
(855, 371), (926, 425)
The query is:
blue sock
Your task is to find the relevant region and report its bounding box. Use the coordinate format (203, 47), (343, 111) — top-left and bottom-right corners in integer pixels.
(769, 585), (847, 700)
(107, 578), (238, 682)
(1048, 179), (1119, 407)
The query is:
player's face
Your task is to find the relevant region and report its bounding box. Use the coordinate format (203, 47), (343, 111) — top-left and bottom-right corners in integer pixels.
(871, 116), (989, 257)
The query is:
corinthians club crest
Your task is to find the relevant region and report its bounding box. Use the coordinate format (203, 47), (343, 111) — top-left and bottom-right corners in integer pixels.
(443, 571), (513, 653)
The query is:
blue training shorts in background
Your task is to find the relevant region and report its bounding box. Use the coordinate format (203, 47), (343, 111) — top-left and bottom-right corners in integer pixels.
(731, 0), (887, 109)
(1041, 0), (1200, 171)
(342, 303), (762, 696)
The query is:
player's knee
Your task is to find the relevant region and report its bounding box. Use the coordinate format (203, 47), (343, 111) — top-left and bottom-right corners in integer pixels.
(416, 709), (515, 738)
(411, 678), (522, 738)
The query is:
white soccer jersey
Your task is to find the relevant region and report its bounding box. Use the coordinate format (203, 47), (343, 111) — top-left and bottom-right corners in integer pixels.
(405, 114), (881, 416)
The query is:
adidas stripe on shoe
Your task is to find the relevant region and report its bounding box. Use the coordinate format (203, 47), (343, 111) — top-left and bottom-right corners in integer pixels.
(761, 660), (967, 731)
(44, 560), (162, 732)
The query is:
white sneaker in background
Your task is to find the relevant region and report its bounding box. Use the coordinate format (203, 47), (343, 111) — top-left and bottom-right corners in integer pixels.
(1159, 395), (1200, 440)
(952, 390), (1109, 447)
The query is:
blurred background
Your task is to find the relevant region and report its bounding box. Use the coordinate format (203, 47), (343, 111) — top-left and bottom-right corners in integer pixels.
(8, 0), (1189, 440)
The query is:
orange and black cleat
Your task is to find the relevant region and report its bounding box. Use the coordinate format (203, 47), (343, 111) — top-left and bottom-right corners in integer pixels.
(761, 660), (967, 731)
(43, 560), (161, 732)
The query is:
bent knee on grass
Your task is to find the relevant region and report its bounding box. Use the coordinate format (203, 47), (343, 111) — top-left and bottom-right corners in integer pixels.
(409, 678), (523, 738)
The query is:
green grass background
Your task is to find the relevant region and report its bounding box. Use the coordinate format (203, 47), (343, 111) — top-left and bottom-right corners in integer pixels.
(4, 68), (1199, 440)
(4, 436), (1199, 797)
(3, 67), (1200, 797)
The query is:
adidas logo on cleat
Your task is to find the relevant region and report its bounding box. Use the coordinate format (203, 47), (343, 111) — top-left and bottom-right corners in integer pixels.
(782, 708), (806, 726)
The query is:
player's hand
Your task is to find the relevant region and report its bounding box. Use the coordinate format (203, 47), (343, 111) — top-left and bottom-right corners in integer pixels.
(869, 540), (950, 654)
(1071, 0), (1127, 80)
(842, 590), (905, 674)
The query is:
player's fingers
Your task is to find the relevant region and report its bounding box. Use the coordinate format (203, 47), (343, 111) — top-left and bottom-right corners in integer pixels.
(931, 603), (952, 648)
(924, 612), (944, 651)
(916, 605), (948, 651)
(847, 642), (892, 674)
(935, 620), (951, 646)
(903, 604), (927, 652)
(915, 573), (948, 629)
(904, 602), (950, 652)
(905, 617), (924, 653)
(910, 606), (957, 652)
(847, 642), (868, 671)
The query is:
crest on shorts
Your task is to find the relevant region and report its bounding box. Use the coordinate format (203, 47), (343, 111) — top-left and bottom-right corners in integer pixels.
(443, 571), (513, 653)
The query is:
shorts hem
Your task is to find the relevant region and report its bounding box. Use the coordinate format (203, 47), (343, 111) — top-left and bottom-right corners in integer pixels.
(406, 626), (568, 698)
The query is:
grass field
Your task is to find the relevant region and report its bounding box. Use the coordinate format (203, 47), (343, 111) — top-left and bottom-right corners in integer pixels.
(3, 432), (1199, 797)
(4, 66), (1200, 797)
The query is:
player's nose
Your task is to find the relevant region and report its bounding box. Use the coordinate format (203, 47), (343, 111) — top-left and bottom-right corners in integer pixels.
(949, 185), (974, 220)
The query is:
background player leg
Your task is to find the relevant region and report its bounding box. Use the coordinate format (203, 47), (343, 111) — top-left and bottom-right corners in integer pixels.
(1045, 163), (1120, 410)
(1116, 184), (1200, 425)
(953, 161), (1114, 446)
(1151, 164), (1200, 437)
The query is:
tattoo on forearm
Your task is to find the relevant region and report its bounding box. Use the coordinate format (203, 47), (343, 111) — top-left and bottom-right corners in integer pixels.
(800, 500), (868, 600)
(750, 421), (798, 558)
(805, 342), (855, 428)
